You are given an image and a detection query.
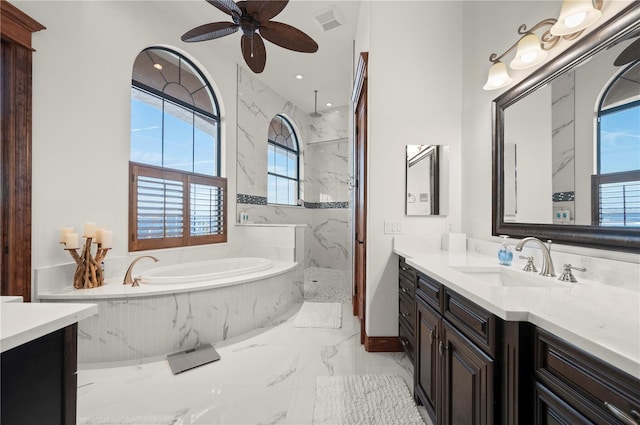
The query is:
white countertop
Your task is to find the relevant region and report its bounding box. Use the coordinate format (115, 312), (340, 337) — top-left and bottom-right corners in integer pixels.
(0, 296), (23, 303)
(394, 241), (640, 379)
(1, 302), (98, 353)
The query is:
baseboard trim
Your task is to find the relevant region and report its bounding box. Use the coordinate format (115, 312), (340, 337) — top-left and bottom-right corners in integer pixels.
(363, 330), (403, 352)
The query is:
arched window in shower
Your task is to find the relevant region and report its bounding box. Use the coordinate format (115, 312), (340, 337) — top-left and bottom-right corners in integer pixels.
(267, 115), (300, 205)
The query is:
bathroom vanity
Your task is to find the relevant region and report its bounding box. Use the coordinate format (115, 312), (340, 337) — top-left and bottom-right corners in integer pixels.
(0, 302), (97, 425)
(395, 244), (640, 425)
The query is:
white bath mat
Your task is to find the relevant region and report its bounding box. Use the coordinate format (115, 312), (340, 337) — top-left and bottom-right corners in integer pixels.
(78, 416), (180, 425)
(313, 374), (424, 425)
(293, 302), (342, 329)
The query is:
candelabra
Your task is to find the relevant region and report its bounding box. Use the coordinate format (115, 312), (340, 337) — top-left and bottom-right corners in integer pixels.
(60, 223), (112, 289)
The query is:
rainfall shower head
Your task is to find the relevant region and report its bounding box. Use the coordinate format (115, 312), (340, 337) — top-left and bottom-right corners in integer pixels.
(310, 90), (322, 117)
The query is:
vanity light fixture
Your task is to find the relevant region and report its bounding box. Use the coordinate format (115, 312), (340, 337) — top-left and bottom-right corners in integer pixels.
(483, 0), (603, 90)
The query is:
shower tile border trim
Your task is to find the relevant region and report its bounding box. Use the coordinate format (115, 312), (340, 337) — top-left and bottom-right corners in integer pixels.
(237, 194), (349, 209)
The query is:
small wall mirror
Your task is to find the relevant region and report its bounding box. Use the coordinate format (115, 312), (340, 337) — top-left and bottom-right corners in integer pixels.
(406, 145), (449, 216)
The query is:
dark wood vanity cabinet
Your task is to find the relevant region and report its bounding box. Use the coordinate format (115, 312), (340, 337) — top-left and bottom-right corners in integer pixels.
(398, 257), (417, 363)
(414, 269), (497, 425)
(533, 328), (640, 425)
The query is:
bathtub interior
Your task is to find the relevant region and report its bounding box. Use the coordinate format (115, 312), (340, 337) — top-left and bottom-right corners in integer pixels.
(139, 257), (273, 284)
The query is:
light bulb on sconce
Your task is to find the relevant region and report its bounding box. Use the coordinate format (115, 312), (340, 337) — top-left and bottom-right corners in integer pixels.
(483, 0), (603, 91)
(550, 0), (602, 36)
(483, 61), (513, 90)
(510, 34), (548, 69)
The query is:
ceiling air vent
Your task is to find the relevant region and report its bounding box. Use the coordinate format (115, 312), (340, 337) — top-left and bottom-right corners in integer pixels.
(314, 8), (343, 32)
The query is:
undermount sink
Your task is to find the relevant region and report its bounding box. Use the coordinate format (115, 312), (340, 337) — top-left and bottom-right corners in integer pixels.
(452, 266), (562, 288)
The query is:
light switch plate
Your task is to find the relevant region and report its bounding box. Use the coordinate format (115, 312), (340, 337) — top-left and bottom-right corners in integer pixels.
(384, 221), (402, 234)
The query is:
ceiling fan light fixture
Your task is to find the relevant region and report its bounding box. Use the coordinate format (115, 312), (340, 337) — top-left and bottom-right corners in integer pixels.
(550, 0), (601, 36)
(153, 63), (163, 70)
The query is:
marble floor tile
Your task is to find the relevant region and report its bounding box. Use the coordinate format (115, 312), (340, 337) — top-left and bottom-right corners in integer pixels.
(77, 268), (425, 424)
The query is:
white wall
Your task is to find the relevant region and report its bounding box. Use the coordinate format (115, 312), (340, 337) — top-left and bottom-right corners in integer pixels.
(356, 1), (463, 337)
(18, 1), (239, 295)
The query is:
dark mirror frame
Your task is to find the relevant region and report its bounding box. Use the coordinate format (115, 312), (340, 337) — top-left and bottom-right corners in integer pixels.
(492, 2), (640, 253)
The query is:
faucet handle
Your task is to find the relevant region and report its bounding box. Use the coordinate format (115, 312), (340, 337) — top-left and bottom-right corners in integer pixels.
(558, 263), (587, 283)
(519, 256), (538, 272)
(132, 277), (141, 287)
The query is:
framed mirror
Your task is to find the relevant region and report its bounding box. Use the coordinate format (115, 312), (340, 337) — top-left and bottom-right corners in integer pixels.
(492, 3), (640, 251)
(406, 145), (449, 216)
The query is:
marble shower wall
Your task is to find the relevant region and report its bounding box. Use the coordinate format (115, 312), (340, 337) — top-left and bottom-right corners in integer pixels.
(551, 70), (576, 224)
(236, 66), (352, 272)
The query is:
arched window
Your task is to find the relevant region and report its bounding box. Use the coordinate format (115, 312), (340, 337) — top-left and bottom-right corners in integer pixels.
(129, 47), (226, 251)
(594, 60), (640, 226)
(267, 115), (300, 205)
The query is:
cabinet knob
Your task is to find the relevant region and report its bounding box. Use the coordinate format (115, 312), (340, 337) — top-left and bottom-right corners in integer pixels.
(605, 402), (640, 425)
(401, 312), (409, 318)
(429, 330), (434, 343)
(400, 338), (408, 347)
(401, 266), (407, 271)
(401, 287), (408, 294)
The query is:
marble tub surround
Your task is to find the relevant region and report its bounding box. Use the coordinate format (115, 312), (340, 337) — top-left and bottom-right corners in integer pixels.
(43, 267), (300, 364)
(393, 238), (640, 378)
(76, 303), (419, 424)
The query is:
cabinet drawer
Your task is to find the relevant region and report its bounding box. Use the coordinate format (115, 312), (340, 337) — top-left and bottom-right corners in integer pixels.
(535, 328), (640, 425)
(416, 272), (443, 312)
(443, 288), (496, 357)
(399, 318), (415, 363)
(399, 291), (416, 334)
(399, 274), (415, 299)
(399, 257), (416, 281)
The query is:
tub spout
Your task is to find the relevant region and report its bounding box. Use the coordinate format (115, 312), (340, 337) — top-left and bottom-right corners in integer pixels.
(123, 255), (159, 286)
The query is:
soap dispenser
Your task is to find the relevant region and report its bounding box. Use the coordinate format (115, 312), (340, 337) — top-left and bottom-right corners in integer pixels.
(498, 235), (513, 266)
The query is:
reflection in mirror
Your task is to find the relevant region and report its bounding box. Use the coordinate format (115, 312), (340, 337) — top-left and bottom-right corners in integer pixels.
(493, 3), (640, 251)
(405, 145), (449, 216)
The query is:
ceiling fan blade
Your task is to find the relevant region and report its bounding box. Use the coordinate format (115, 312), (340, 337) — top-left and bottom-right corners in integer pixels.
(241, 33), (267, 73)
(259, 21), (318, 53)
(206, 0), (241, 17)
(242, 0), (288, 21)
(182, 22), (239, 42)
(614, 37), (640, 66)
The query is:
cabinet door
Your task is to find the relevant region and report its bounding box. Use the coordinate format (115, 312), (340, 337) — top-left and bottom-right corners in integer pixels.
(442, 320), (495, 425)
(416, 297), (441, 422)
(534, 382), (592, 425)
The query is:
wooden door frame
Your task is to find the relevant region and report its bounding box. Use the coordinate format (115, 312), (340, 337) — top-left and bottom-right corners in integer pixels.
(1, 1), (45, 302)
(352, 52), (368, 342)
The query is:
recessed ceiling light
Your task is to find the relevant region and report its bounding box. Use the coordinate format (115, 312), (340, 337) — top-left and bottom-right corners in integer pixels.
(326, 102), (332, 107)
(295, 74), (303, 80)
(153, 63), (163, 70)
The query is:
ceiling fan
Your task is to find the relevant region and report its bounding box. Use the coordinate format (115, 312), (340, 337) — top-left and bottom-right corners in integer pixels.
(181, 0), (319, 73)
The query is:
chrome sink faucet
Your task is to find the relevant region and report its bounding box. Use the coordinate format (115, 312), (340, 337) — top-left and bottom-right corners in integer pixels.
(514, 237), (556, 277)
(123, 255), (159, 286)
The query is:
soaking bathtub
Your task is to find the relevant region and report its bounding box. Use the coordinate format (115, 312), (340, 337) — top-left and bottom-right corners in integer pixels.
(38, 257), (301, 365)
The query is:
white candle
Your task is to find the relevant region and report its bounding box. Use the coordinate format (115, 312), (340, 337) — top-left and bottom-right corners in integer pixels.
(64, 232), (79, 249)
(95, 228), (105, 244)
(100, 230), (113, 249)
(84, 222), (97, 238)
(60, 227), (73, 243)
